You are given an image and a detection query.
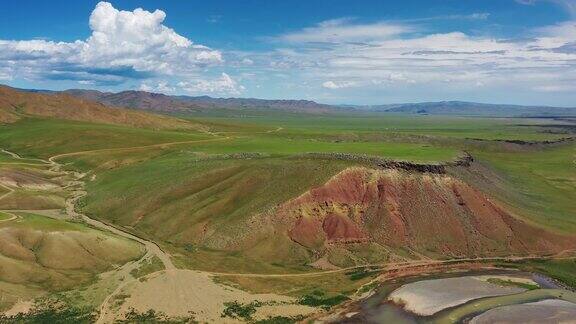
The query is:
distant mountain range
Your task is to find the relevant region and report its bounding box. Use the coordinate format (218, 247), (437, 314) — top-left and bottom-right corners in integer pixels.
(354, 101), (576, 117)
(17, 87), (576, 117)
(60, 89), (335, 114)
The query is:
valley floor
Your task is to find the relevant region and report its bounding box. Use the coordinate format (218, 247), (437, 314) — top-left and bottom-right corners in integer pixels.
(0, 113), (574, 322)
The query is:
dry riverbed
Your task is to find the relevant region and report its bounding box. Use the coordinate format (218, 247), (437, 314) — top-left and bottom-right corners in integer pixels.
(99, 269), (316, 323)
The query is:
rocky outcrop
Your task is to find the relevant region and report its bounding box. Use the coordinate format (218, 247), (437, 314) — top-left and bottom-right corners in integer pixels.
(296, 152), (474, 174)
(467, 136), (575, 146)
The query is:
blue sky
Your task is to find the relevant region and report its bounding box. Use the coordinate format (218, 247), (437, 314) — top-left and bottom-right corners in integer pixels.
(1, 0), (575, 106)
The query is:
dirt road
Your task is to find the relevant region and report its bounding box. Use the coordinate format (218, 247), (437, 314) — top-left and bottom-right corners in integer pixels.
(0, 183), (13, 201)
(48, 136), (232, 161)
(0, 211), (18, 222)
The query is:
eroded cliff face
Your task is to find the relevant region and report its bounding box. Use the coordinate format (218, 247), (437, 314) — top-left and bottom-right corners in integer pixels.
(276, 167), (573, 259)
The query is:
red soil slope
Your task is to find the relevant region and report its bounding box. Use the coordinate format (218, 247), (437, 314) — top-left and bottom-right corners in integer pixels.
(277, 167), (574, 258)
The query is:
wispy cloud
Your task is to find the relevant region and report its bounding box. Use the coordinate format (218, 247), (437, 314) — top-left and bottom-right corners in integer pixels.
(277, 18), (413, 44)
(207, 15), (222, 24)
(400, 12), (491, 22)
(177, 73), (245, 95)
(516, 0), (576, 18)
(252, 16), (576, 96)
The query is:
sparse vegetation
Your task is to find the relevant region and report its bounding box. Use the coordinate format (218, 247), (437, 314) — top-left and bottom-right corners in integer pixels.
(0, 211), (143, 293)
(345, 267), (381, 281)
(0, 211), (11, 221)
(0, 299), (94, 324)
(298, 290), (349, 310)
(357, 281), (379, 295)
(253, 315), (306, 324)
(117, 308), (197, 324)
(221, 301), (261, 321)
(130, 256), (165, 279)
(496, 259), (576, 289)
(213, 271), (373, 298)
(486, 278), (539, 290)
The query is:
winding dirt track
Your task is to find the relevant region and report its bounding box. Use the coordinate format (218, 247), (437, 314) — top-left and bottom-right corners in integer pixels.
(2, 129), (575, 322)
(0, 211), (18, 222)
(48, 136), (232, 161)
(0, 183), (13, 201)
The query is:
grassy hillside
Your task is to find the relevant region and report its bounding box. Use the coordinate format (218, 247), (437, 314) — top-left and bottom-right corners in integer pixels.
(474, 144), (576, 233)
(0, 212), (143, 310)
(0, 85), (204, 131)
(0, 156), (146, 311)
(81, 156), (350, 272)
(42, 112), (569, 272)
(0, 164), (67, 210)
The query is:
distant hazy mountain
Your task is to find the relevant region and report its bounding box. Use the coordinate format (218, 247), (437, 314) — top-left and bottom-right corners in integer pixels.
(62, 89), (335, 114)
(357, 101), (576, 117)
(22, 87), (576, 117)
(0, 85), (203, 130)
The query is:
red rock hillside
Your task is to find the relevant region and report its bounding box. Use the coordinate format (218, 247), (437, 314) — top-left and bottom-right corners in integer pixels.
(276, 167), (574, 260)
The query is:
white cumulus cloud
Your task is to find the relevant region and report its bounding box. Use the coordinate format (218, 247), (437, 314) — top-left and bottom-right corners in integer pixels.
(0, 2), (225, 87)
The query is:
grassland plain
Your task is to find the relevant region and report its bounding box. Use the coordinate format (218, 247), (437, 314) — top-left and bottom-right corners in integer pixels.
(0, 118), (212, 158)
(42, 113), (567, 281)
(193, 114), (570, 141)
(0, 111), (574, 321)
(472, 144), (576, 233)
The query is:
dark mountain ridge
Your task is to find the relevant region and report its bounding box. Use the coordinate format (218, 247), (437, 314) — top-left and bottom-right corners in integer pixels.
(61, 89), (335, 114)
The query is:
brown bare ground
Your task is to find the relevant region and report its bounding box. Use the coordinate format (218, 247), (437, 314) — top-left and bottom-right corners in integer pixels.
(0, 85), (204, 131)
(98, 269), (316, 323)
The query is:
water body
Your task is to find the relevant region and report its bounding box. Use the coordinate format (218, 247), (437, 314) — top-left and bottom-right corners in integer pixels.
(470, 299), (576, 323)
(388, 275), (526, 316)
(339, 270), (571, 324)
(339, 287), (418, 324)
